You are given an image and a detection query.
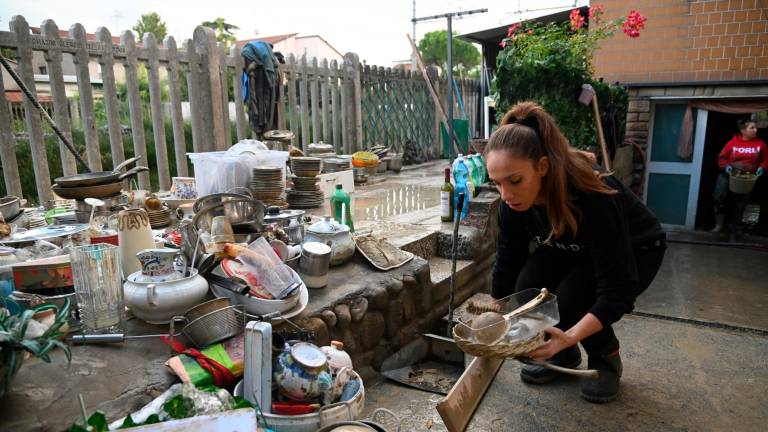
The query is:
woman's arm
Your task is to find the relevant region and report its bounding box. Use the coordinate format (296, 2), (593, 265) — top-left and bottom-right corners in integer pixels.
(527, 313), (603, 361)
(717, 140), (734, 170)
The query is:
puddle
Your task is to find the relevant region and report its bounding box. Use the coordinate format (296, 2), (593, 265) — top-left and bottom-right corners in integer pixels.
(351, 184), (440, 221)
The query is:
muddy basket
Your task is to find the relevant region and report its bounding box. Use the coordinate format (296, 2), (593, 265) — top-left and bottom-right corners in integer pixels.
(729, 171), (758, 195)
(452, 288), (557, 359)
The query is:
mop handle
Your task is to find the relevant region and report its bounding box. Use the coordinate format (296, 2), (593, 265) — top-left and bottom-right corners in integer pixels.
(447, 192), (465, 329)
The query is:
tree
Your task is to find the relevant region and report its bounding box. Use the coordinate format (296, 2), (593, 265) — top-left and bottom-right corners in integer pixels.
(418, 30), (480, 71)
(201, 18), (240, 47)
(133, 12), (167, 42)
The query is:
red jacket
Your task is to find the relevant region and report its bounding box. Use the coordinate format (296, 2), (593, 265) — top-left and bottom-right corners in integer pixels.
(717, 134), (768, 172)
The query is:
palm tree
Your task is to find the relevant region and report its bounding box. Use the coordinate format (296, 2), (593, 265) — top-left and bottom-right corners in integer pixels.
(201, 17), (240, 47)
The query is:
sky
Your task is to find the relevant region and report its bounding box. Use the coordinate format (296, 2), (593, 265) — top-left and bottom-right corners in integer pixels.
(0, 0), (587, 66)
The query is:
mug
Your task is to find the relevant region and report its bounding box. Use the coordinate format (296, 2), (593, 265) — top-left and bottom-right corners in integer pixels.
(171, 177), (197, 199)
(175, 203), (195, 221)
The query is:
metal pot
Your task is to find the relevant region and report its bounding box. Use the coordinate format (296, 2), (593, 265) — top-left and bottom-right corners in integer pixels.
(304, 217), (355, 266)
(0, 196), (21, 221)
(387, 156), (403, 173)
(263, 206), (305, 244)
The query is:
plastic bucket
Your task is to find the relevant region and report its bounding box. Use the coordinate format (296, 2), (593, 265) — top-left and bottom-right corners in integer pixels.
(729, 172), (757, 195)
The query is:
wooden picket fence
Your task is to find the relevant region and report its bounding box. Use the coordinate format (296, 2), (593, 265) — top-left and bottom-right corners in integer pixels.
(0, 15), (481, 204)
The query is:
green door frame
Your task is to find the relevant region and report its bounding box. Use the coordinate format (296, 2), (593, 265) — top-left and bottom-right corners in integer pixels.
(643, 101), (708, 230)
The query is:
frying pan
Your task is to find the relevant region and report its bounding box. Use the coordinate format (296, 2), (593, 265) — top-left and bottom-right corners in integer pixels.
(54, 156), (143, 188)
(52, 167), (149, 200)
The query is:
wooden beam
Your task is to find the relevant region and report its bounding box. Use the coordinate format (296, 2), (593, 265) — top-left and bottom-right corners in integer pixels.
(436, 357), (504, 432)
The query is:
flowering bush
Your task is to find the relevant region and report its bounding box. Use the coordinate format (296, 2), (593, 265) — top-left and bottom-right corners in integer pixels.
(493, 5), (646, 150)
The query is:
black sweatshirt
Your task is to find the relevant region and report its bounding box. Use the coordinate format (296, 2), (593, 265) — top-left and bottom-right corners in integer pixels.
(491, 175), (665, 326)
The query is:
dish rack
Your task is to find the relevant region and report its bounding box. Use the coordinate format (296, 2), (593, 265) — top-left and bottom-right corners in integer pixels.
(452, 288), (559, 359)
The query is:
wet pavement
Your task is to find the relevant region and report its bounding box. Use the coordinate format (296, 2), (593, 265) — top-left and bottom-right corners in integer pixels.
(362, 241), (768, 431)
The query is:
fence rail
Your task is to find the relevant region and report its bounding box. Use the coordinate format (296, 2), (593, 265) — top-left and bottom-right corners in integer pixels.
(0, 15), (481, 204)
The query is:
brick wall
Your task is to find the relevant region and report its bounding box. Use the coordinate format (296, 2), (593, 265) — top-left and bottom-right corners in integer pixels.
(593, 0), (768, 83)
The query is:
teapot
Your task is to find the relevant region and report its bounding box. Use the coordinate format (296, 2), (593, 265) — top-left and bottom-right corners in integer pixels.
(134, 248), (187, 283)
(303, 217), (355, 266)
(273, 342), (332, 401)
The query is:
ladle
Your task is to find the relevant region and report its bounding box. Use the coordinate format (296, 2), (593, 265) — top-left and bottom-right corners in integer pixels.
(84, 197), (105, 227)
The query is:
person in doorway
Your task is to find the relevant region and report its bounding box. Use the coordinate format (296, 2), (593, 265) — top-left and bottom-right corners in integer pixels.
(711, 118), (767, 233)
(486, 101), (666, 403)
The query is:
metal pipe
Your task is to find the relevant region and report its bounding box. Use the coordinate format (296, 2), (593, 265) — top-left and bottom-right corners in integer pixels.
(447, 15), (454, 156)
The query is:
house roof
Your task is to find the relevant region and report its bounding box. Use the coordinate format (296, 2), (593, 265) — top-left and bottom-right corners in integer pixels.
(4, 90), (52, 103)
(236, 33), (298, 48)
(30, 26), (123, 45)
(295, 34), (343, 58)
(459, 7), (587, 45)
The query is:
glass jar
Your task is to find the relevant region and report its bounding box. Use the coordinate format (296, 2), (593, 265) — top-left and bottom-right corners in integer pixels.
(70, 243), (124, 333)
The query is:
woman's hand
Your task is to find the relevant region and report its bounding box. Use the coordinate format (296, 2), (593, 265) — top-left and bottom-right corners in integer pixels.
(526, 327), (577, 361)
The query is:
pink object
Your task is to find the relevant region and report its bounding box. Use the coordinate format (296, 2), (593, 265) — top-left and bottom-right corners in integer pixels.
(90, 234), (119, 246)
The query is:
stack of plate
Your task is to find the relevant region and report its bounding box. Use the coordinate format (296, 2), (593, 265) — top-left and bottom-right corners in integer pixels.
(26, 215), (48, 229)
(288, 176), (324, 209)
(290, 157), (322, 178)
(146, 207), (172, 228)
(322, 158), (352, 173)
(250, 166), (284, 200)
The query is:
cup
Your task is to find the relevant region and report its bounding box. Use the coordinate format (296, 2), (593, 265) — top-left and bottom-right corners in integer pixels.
(69, 243), (124, 333)
(175, 203), (195, 221)
(171, 177), (197, 199)
(299, 242), (331, 289)
(211, 216), (235, 243)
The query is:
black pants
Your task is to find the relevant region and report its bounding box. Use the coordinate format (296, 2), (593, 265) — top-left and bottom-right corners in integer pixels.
(510, 244), (665, 356)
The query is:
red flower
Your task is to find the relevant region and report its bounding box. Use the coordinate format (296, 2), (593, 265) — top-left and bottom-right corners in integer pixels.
(507, 23), (521, 38)
(569, 9), (585, 31)
(589, 5), (605, 20)
(527, 29), (534, 35)
(622, 9), (647, 38)
(499, 39), (507, 48)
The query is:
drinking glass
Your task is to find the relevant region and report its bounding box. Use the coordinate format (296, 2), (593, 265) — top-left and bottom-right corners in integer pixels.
(70, 243), (124, 333)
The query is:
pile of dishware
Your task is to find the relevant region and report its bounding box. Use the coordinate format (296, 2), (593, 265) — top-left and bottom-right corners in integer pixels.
(307, 142), (335, 158)
(250, 167), (284, 201)
(263, 130), (295, 152)
(288, 158), (324, 209)
(146, 207), (172, 228)
(73, 194), (128, 224)
(321, 158), (352, 174)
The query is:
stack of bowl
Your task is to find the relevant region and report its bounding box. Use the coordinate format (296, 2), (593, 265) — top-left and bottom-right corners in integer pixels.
(250, 167), (284, 201)
(288, 158), (323, 209)
(321, 158), (352, 174)
(146, 207), (172, 228)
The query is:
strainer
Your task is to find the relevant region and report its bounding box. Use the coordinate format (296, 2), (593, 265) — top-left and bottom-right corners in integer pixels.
(171, 301), (246, 349)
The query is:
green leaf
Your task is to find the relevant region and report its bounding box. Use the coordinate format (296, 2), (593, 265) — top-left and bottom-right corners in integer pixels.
(67, 424), (89, 432)
(87, 411), (108, 432)
(143, 414), (161, 424)
(118, 414), (137, 429)
(16, 309), (35, 338)
(162, 394), (187, 419)
(195, 384), (219, 393)
(232, 396), (255, 410)
(51, 339), (73, 362)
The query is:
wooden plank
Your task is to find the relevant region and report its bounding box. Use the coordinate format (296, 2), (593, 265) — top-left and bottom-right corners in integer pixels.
(320, 59), (330, 145)
(339, 62), (349, 154)
(310, 57), (320, 144)
(351, 53), (363, 152)
(231, 44), (247, 141)
(0, 63), (22, 198)
(11, 16), (52, 203)
(96, 26), (125, 172)
(436, 357), (504, 432)
(164, 36), (188, 177)
(70, 23), (101, 172)
(276, 63), (286, 131)
(121, 30), (150, 189)
(194, 26), (226, 152)
(330, 60), (340, 153)
(144, 33), (171, 191)
(218, 43), (231, 146)
(40, 19), (77, 176)
(183, 39), (204, 153)
(298, 54), (310, 150)
(286, 55), (299, 139)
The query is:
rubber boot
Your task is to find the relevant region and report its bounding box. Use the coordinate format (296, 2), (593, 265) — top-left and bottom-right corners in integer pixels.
(520, 345), (581, 384)
(580, 342), (623, 403)
(711, 214), (725, 233)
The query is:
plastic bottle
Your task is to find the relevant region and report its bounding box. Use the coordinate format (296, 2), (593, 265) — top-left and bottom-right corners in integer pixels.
(462, 155), (476, 198)
(452, 158), (471, 220)
(330, 184), (355, 232)
(476, 153), (488, 183)
(440, 167), (454, 222)
(469, 155), (484, 189)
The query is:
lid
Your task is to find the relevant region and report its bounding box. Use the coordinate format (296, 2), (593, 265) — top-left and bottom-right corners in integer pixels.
(263, 130), (295, 141)
(335, 184), (342, 190)
(264, 208), (305, 222)
(331, 340), (344, 350)
(290, 342), (328, 368)
(307, 216), (349, 235)
(302, 242), (332, 256)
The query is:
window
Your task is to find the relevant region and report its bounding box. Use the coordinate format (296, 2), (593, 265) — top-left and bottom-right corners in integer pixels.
(38, 66), (47, 75)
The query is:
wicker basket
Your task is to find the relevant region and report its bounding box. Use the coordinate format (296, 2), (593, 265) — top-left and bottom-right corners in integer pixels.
(453, 323), (545, 359)
(729, 172), (758, 195)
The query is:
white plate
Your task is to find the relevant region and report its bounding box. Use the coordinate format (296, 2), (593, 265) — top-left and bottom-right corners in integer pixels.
(209, 267), (309, 322)
(0, 223), (89, 244)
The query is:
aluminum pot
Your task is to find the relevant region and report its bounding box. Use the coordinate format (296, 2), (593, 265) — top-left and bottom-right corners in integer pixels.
(263, 206), (305, 244)
(0, 196), (21, 221)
